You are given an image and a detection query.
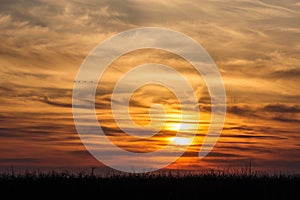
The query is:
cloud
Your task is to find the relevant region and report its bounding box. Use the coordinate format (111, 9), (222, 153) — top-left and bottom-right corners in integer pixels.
(263, 104), (300, 113)
(271, 68), (300, 79)
(227, 105), (258, 117)
(226, 104), (300, 125)
(0, 158), (41, 163)
(41, 96), (72, 108)
(272, 117), (300, 124)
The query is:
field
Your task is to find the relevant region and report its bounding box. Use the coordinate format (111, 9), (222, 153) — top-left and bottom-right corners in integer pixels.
(0, 169), (299, 199)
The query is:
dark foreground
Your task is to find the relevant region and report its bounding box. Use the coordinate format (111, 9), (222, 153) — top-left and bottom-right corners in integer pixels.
(0, 170), (299, 199)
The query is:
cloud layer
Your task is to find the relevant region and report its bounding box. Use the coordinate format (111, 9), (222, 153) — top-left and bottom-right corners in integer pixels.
(0, 0), (299, 172)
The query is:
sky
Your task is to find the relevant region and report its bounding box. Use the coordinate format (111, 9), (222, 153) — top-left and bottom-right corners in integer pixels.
(0, 0), (300, 173)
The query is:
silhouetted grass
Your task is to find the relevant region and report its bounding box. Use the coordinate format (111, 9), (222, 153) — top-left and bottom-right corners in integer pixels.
(0, 169), (299, 199)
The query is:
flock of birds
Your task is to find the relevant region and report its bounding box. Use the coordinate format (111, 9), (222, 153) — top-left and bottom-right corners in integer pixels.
(73, 80), (98, 84)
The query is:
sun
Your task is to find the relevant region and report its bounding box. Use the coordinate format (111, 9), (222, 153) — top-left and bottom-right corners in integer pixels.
(164, 122), (195, 132)
(165, 123), (181, 131)
(163, 113), (198, 132)
(163, 113), (198, 145)
(168, 136), (193, 145)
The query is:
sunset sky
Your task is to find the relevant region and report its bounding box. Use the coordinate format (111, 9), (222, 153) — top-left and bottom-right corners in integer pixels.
(0, 0), (300, 173)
